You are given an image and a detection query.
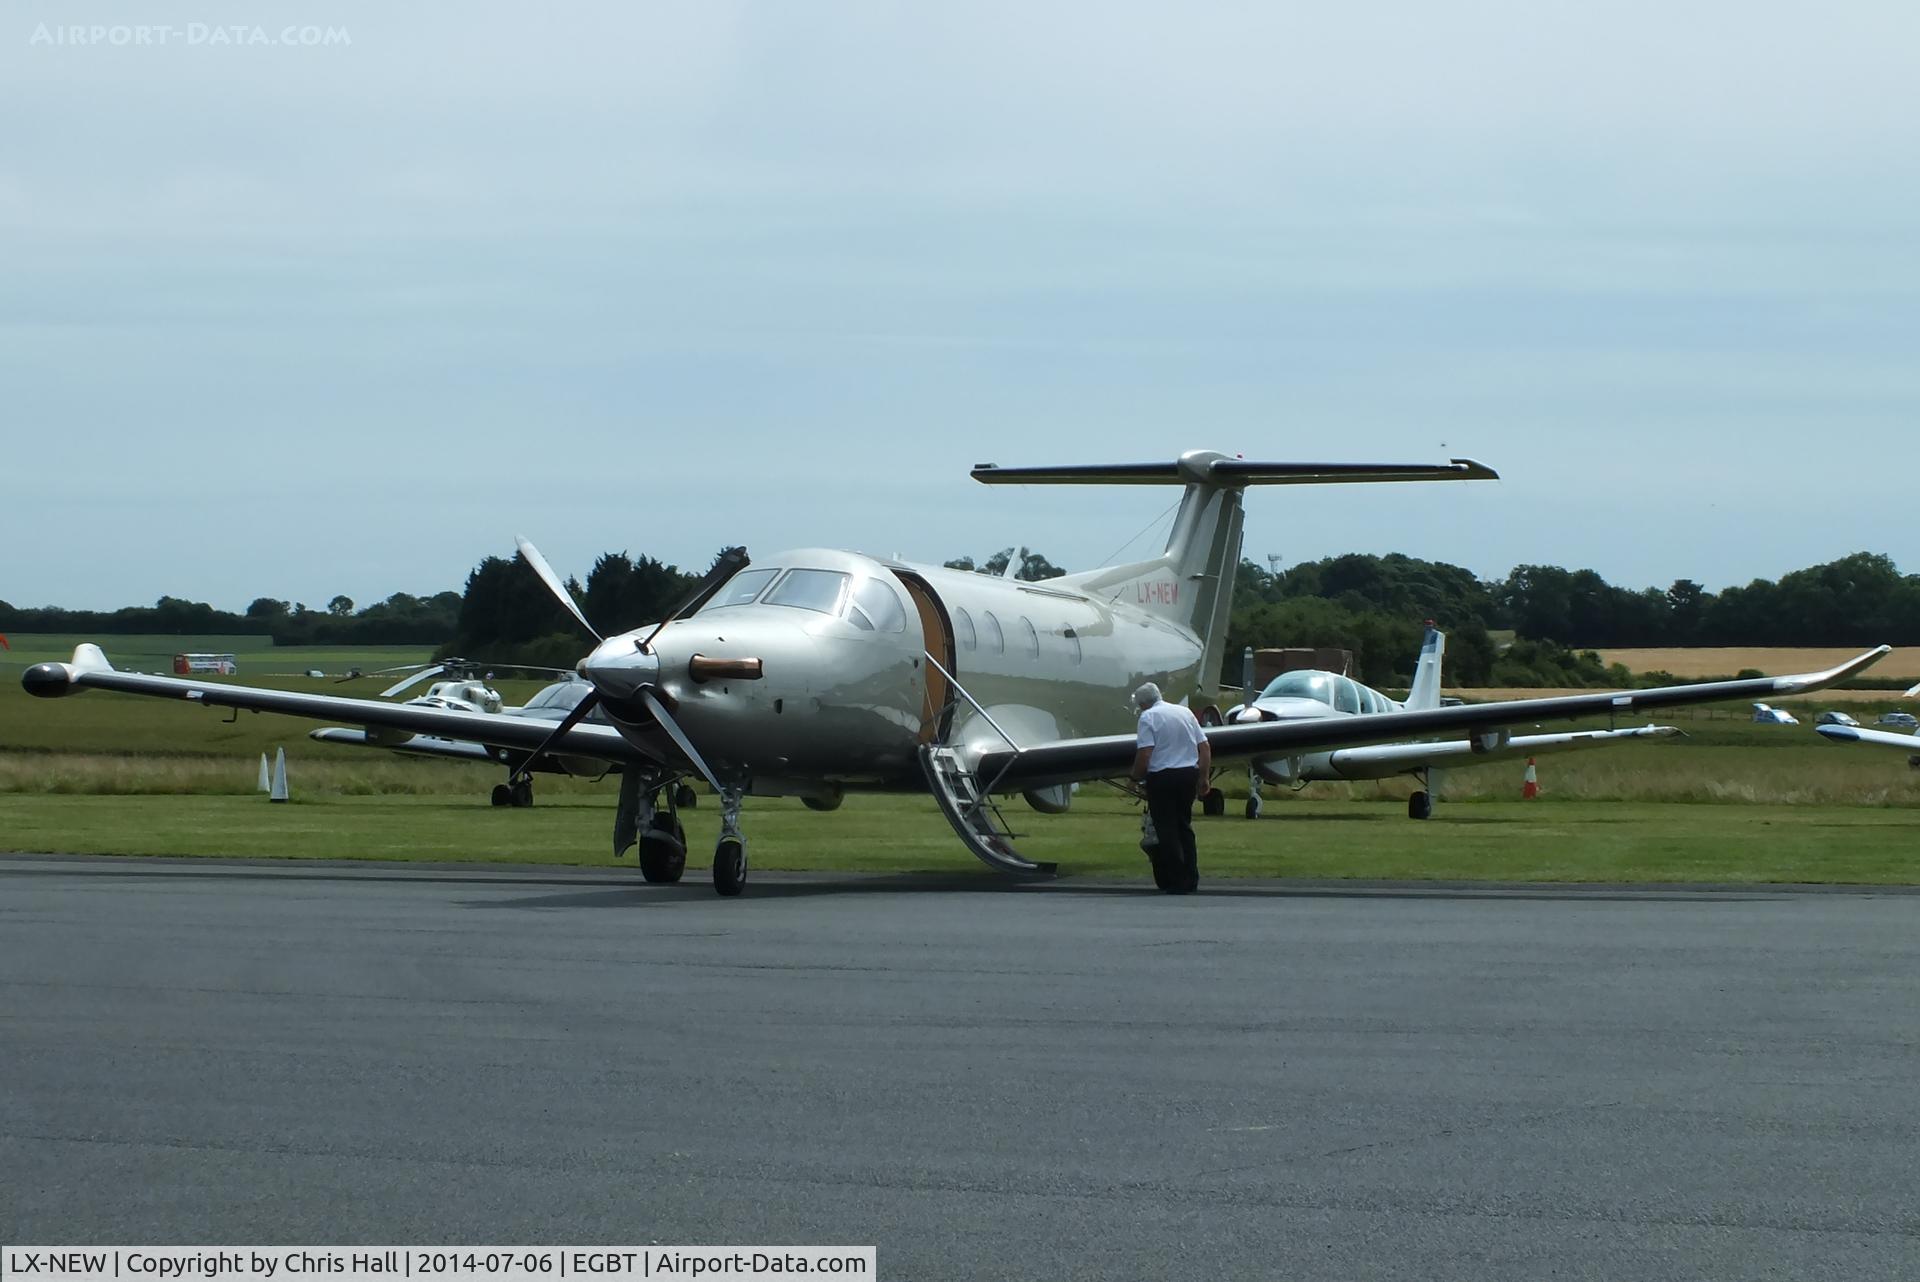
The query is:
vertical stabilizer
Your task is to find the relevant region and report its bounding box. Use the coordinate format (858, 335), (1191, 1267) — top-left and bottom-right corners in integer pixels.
(1404, 626), (1446, 712)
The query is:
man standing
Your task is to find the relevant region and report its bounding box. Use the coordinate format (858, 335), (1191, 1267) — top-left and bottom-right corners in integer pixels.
(1129, 682), (1212, 894)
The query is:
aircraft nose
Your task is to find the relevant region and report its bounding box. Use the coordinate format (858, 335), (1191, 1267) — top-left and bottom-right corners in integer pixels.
(580, 636), (660, 698)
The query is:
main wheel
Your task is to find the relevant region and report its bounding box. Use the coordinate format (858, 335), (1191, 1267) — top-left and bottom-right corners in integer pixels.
(638, 817), (687, 884)
(1201, 789), (1226, 818)
(1408, 790), (1433, 820)
(490, 783), (512, 807)
(674, 784), (699, 809)
(713, 836), (747, 897)
(510, 779), (534, 808)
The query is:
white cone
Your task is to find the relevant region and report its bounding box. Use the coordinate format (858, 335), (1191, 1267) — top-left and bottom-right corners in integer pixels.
(257, 753), (271, 792)
(269, 747), (289, 802)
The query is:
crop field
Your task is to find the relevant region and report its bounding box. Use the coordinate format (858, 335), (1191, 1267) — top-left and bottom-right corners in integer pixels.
(4, 663), (1918, 884)
(1597, 646), (1920, 680)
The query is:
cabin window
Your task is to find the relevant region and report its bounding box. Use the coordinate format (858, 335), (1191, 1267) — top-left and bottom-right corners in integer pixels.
(954, 607), (977, 651)
(848, 577), (907, 633)
(764, 569), (851, 616)
(1018, 616), (1040, 659)
(981, 610), (1005, 654)
(1333, 677), (1363, 715)
(703, 567), (780, 611)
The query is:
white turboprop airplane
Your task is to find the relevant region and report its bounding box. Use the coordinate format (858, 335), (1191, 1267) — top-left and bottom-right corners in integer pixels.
(1816, 681), (1920, 764)
(1223, 628), (1681, 820)
(21, 450), (1892, 896)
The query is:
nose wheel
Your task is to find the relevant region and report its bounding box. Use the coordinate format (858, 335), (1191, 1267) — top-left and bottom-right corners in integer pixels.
(712, 785), (748, 896)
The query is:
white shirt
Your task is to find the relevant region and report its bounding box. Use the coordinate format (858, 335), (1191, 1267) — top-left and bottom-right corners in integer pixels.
(1136, 699), (1204, 771)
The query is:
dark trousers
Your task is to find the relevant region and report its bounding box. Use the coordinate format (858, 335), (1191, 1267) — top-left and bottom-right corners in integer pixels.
(1144, 766), (1200, 888)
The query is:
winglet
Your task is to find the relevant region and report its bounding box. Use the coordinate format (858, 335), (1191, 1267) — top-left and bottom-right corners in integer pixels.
(71, 643), (114, 674)
(1771, 645), (1890, 694)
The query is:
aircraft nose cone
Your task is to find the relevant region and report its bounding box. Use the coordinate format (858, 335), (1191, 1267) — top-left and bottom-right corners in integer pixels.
(581, 637), (660, 698)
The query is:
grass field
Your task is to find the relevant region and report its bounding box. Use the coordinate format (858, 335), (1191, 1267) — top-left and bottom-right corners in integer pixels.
(6, 651), (1919, 883)
(0, 633), (433, 674)
(3, 792), (1916, 884)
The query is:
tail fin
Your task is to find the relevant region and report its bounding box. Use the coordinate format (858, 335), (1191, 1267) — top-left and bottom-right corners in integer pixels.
(973, 451), (1496, 695)
(1404, 626), (1446, 711)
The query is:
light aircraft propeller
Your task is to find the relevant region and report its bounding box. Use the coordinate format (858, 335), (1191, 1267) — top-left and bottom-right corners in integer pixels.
(505, 538), (754, 796)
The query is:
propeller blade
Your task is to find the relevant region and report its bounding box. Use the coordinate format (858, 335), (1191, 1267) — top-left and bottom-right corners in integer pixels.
(640, 686), (723, 793)
(380, 665), (446, 698)
(515, 535), (601, 642)
(640, 546), (749, 652)
(508, 687), (603, 786)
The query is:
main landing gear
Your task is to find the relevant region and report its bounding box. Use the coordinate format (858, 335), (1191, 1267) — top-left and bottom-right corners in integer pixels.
(712, 785), (748, 897)
(612, 773), (750, 896)
(1408, 768), (1435, 820)
(491, 778), (534, 808)
(613, 774), (689, 883)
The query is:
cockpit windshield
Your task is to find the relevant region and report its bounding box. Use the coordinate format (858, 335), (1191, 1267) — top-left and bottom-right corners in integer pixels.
(1258, 670), (1337, 706)
(702, 568), (780, 611)
(763, 568), (852, 615)
(697, 565), (906, 632)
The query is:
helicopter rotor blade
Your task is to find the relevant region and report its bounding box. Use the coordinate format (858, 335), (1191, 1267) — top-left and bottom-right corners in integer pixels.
(380, 665), (447, 699)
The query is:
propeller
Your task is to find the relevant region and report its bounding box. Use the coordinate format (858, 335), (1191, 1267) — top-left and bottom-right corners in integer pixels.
(507, 683), (608, 788)
(640, 687), (723, 792)
(512, 538), (751, 791)
(515, 534), (601, 642)
(639, 546), (749, 652)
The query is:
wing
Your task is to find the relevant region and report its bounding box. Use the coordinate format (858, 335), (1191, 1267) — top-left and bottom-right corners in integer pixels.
(977, 647), (1890, 789)
(309, 727), (502, 763)
(1320, 724), (1679, 775)
(1815, 724), (1920, 753)
(24, 644), (648, 764)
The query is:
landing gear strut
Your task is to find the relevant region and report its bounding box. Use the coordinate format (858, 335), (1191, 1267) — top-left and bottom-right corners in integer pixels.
(712, 785), (748, 897)
(1245, 768), (1262, 820)
(1408, 769), (1434, 820)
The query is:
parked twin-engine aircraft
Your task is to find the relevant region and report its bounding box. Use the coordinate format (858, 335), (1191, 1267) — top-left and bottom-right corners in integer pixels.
(22, 450), (1891, 896)
(1224, 628), (1680, 820)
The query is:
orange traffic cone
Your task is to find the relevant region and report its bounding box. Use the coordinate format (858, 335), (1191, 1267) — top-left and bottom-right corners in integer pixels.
(1521, 757), (1539, 799)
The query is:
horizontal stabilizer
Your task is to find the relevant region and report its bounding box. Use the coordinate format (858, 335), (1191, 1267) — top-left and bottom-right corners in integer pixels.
(972, 454), (1497, 487)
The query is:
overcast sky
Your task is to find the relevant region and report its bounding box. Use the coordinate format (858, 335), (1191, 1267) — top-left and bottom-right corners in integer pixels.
(3, 2), (1915, 613)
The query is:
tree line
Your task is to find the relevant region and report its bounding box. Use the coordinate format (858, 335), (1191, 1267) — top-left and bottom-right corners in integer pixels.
(6, 547), (1913, 689)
